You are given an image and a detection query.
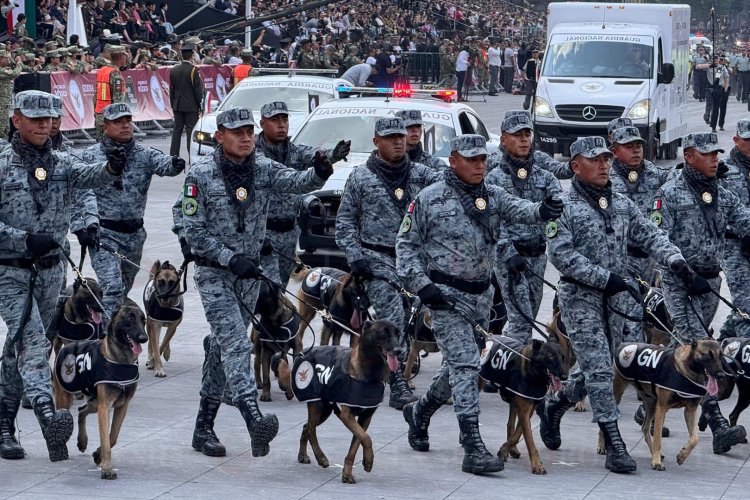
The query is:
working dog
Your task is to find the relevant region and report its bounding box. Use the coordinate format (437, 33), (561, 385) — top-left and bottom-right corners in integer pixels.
(252, 280), (301, 401)
(143, 260), (184, 377)
(701, 337), (750, 429)
(53, 298), (147, 479)
(295, 267), (368, 346)
(479, 336), (568, 474)
(276, 319), (401, 484)
(611, 339), (725, 471)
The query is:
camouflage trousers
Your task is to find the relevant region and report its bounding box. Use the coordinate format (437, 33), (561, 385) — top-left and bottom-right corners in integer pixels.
(423, 287), (492, 417)
(559, 283), (627, 423)
(195, 266), (259, 403)
(94, 113), (104, 142)
(91, 227), (147, 326)
(621, 255), (658, 343)
(495, 255), (546, 344)
(0, 264), (64, 404)
(365, 275), (408, 360)
(722, 241), (750, 338)
(0, 103), (9, 141)
(259, 226), (300, 289)
(661, 270), (721, 343)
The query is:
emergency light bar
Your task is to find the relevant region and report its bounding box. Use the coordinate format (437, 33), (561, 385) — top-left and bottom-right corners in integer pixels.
(335, 85), (456, 103)
(251, 68), (340, 77)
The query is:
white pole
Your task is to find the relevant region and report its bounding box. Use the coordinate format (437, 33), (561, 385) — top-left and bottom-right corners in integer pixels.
(245, 0), (252, 47)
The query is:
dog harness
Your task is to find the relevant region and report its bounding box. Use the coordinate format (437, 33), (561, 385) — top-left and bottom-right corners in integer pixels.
(55, 340), (139, 397)
(58, 315), (103, 342)
(257, 314), (300, 343)
(722, 337), (750, 380)
(479, 336), (548, 400)
(300, 267), (348, 313)
(144, 281), (184, 323)
(291, 346), (385, 408)
(614, 343), (708, 398)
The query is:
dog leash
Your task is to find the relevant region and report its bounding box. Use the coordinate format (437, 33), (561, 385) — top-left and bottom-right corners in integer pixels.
(62, 249), (111, 321)
(99, 242), (151, 273)
(525, 266), (559, 292)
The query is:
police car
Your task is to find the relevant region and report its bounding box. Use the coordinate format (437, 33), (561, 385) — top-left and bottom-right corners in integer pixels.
(293, 88), (500, 268)
(189, 69), (351, 157)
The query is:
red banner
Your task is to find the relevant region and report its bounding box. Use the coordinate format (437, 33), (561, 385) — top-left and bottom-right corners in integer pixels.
(49, 65), (234, 132)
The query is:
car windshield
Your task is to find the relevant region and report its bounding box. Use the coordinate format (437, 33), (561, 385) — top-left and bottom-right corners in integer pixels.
(295, 114), (456, 158)
(543, 35), (654, 79)
(218, 86), (334, 113)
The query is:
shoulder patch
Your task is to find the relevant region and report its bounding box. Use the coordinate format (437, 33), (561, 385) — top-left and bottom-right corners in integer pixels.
(184, 183), (198, 197)
(545, 220), (558, 239)
(407, 201), (416, 214)
(182, 197), (198, 216)
(649, 211), (662, 226)
(652, 199), (662, 210)
(400, 214), (412, 233)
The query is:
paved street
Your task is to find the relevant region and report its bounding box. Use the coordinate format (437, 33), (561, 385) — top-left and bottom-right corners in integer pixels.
(0, 93), (749, 499)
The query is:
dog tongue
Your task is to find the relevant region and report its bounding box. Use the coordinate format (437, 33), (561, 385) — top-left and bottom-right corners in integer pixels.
(551, 375), (562, 393)
(706, 374), (718, 397)
(350, 310), (362, 331)
(89, 307), (102, 325)
(131, 341), (143, 356)
(386, 352), (399, 372)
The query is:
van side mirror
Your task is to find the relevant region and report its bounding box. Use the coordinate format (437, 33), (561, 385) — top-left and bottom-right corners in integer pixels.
(658, 63), (675, 84)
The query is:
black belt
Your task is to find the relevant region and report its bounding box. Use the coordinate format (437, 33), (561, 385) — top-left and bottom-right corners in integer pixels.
(726, 231), (739, 240)
(100, 218), (144, 234)
(361, 241), (396, 258)
(0, 256), (60, 270)
(512, 241), (546, 258)
(429, 270), (490, 295)
(194, 256), (259, 271)
(266, 218), (296, 232)
(627, 245), (650, 259)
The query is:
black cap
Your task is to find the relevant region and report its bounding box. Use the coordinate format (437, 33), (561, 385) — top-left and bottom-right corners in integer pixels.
(181, 42), (196, 53)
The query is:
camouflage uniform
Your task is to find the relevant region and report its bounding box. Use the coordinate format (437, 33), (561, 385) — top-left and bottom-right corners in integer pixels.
(0, 51), (22, 140)
(82, 103), (183, 323)
(488, 148), (573, 179)
(342, 52), (361, 71)
(297, 46), (319, 69)
(485, 113), (562, 344)
(440, 49), (456, 82)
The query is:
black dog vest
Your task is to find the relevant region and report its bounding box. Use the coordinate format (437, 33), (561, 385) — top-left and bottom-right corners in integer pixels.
(55, 340), (139, 397)
(58, 315), (103, 342)
(144, 282), (184, 323)
(722, 337), (750, 380)
(300, 267), (348, 312)
(258, 314), (300, 343)
(479, 336), (547, 400)
(614, 343), (708, 398)
(291, 346), (384, 408)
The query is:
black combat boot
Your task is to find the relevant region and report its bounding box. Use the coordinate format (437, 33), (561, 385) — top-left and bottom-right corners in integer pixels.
(0, 399), (25, 459)
(237, 398), (279, 457)
(634, 404), (670, 437)
(457, 415), (504, 474)
(20, 393), (31, 410)
(389, 371), (418, 410)
(701, 396), (747, 454)
(598, 420), (637, 473)
(33, 396), (73, 462)
(192, 398), (227, 457)
(536, 390), (574, 450)
(403, 393), (443, 452)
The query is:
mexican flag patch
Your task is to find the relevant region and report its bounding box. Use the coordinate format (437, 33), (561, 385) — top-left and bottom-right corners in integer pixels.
(184, 184), (198, 197)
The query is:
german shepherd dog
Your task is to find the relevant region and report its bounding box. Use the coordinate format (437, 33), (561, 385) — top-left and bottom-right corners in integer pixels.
(611, 339), (725, 471)
(403, 305), (438, 390)
(252, 280), (301, 401)
(276, 320), (402, 484)
(700, 337), (750, 430)
(144, 260), (184, 377)
(479, 337), (568, 474)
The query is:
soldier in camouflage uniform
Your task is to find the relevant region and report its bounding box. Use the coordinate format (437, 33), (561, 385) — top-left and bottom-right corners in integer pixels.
(397, 134), (562, 474)
(650, 132), (750, 454)
(82, 103), (185, 325)
(485, 113), (562, 344)
(43, 50), (62, 72)
(0, 49), (21, 141)
(296, 40), (319, 70)
(0, 91), (123, 462)
(440, 43), (456, 84)
(255, 101), (350, 287)
(537, 136), (693, 473)
(396, 110), (447, 171)
(65, 46), (89, 74)
(321, 45), (340, 72)
(94, 46), (127, 141)
(342, 45), (361, 71)
(174, 107), (332, 457)
(336, 117), (443, 410)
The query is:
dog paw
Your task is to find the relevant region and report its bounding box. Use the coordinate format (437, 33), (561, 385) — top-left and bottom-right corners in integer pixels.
(676, 449), (689, 465)
(92, 448), (101, 465)
(363, 451), (374, 472)
(259, 393), (272, 402)
(597, 444), (606, 455)
(154, 368), (167, 378)
(532, 463), (547, 475)
(77, 436), (88, 453)
(162, 346), (171, 361)
(652, 462), (666, 471)
(315, 454), (329, 468)
(146, 357), (154, 369)
(574, 401), (587, 412)
(100, 468), (117, 480)
(497, 446), (509, 463)
(509, 446), (521, 459)
(298, 454), (311, 464)
(407, 381), (416, 391)
(341, 472), (356, 484)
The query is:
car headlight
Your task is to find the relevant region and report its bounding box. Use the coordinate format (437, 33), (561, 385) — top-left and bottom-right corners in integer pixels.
(534, 97), (554, 118)
(193, 131), (215, 145)
(627, 99), (650, 119)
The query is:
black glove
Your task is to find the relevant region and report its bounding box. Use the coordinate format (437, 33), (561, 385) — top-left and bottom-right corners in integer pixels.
(74, 224), (100, 250)
(178, 237), (193, 262)
(349, 259), (374, 280)
(604, 273), (629, 296)
(668, 258), (712, 295)
(717, 160), (729, 179)
(171, 156), (186, 173)
(106, 146), (127, 175)
(330, 140), (351, 163)
(305, 196), (324, 216)
(539, 195), (564, 221)
(25, 233), (58, 257)
(313, 150), (334, 180)
(260, 239), (274, 256)
(687, 275), (712, 296)
(741, 236), (750, 258)
(506, 254), (527, 274)
(417, 283), (450, 307)
(228, 255), (261, 280)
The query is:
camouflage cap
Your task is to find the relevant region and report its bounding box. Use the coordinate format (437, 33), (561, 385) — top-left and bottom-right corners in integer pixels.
(44, 41), (57, 51)
(240, 48), (253, 57)
(570, 136), (612, 159)
(51, 94), (64, 118)
(501, 111), (533, 133)
(57, 48), (68, 56)
(110, 45), (127, 55)
(217, 107), (256, 129)
(682, 132), (724, 154)
(102, 102), (133, 121)
(261, 101), (288, 118)
(611, 126), (646, 145)
(395, 110), (423, 127)
(13, 90), (56, 118)
(48, 50), (60, 58)
(450, 134), (488, 157)
(67, 46), (80, 54)
(607, 117), (633, 135)
(737, 119), (750, 139)
(374, 117), (406, 137)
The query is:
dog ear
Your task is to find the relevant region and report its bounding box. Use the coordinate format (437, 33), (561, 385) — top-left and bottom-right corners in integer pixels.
(362, 319), (372, 330)
(150, 260), (161, 277)
(532, 339), (543, 351)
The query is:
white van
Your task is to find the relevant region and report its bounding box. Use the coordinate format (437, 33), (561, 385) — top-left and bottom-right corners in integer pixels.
(533, 2), (690, 160)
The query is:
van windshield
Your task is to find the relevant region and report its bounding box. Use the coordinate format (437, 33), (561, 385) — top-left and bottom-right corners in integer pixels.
(543, 35), (654, 79)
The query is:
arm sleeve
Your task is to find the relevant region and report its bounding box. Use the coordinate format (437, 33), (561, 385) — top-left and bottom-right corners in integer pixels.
(494, 186), (541, 224)
(267, 159), (325, 194)
(627, 197), (681, 267)
(69, 189), (99, 233)
(149, 148), (182, 176)
(396, 199), (432, 293)
(334, 175), (364, 264)
(181, 175), (235, 266)
(535, 151), (574, 180)
(67, 154), (118, 189)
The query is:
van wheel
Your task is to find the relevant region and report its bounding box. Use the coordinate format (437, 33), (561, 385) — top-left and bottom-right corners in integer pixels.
(648, 131), (659, 162)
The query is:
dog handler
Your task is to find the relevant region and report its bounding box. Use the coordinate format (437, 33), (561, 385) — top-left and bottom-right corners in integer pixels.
(397, 134), (563, 474)
(537, 136), (696, 473)
(175, 107), (333, 457)
(0, 91), (124, 462)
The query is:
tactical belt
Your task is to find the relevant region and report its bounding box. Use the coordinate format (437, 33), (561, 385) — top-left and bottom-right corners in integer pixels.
(100, 218), (144, 234)
(512, 241), (546, 258)
(266, 218), (296, 233)
(194, 256), (259, 271)
(429, 270), (490, 295)
(0, 256), (61, 270)
(627, 245), (650, 259)
(360, 241), (397, 258)
(725, 231), (739, 240)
